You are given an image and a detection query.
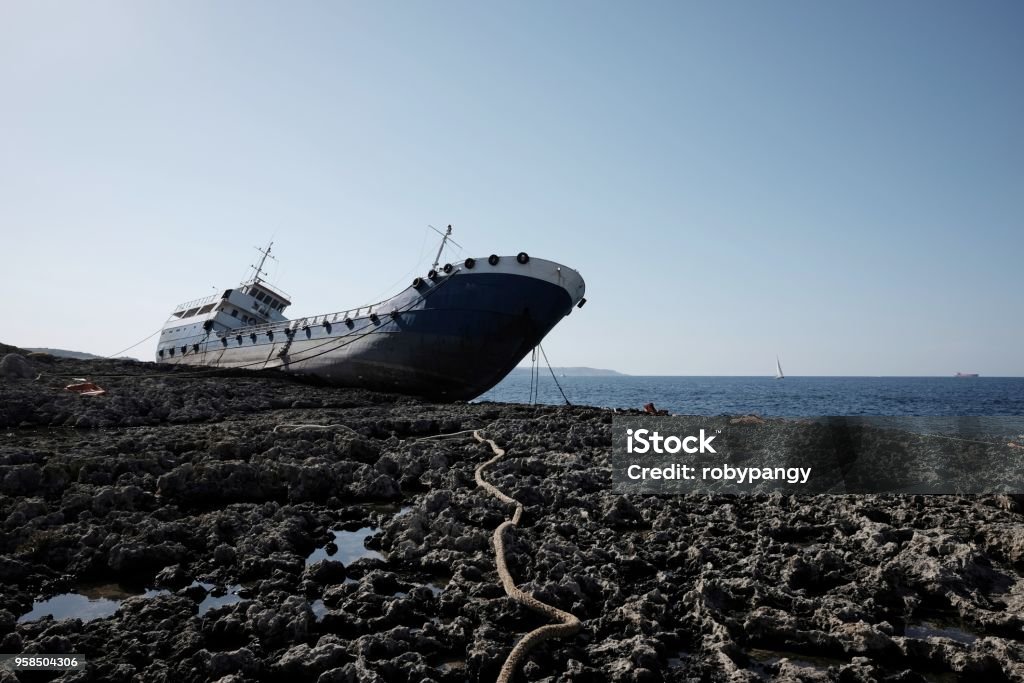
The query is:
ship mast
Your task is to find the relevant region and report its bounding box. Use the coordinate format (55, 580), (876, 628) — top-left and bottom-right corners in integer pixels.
(430, 224), (462, 270)
(249, 241), (276, 285)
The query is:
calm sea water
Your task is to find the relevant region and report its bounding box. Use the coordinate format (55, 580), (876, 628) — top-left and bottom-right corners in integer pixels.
(476, 375), (1024, 417)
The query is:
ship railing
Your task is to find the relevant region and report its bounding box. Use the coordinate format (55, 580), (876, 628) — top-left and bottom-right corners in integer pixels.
(241, 277), (292, 304)
(214, 299), (404, 339)
(172, 293), (219, 313)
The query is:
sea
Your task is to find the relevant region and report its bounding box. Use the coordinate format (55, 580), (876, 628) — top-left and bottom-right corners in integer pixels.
(476, 375), (1024, 417)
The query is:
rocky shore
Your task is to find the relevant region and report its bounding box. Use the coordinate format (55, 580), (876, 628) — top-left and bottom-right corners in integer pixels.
(1, 349), (1023, 682)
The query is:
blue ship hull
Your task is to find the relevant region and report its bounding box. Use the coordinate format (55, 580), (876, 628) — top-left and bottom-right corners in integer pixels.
(157, 256), (585, 401)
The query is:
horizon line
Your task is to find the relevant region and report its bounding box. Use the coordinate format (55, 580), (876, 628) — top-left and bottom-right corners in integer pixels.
(525, 373), (1023, 378)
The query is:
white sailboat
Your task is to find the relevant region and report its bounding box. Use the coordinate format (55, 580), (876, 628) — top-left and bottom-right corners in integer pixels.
(775, 356), (785, 380)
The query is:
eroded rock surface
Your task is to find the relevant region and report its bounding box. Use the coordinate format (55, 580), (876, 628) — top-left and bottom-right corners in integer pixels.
(1, 352), (1022, 681)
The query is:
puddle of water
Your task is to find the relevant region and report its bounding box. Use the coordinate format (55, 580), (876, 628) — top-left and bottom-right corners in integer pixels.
(18, 578), (258, 623)
(311, 599), (327, 622)
(905, 621), (979, 645)
(747, 648), (847, 672)
(197, 584), (246, 615)
(306, 527), (384, 566)
(18, 583), (166, 623)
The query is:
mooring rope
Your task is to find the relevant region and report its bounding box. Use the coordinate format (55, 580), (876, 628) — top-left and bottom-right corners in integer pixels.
(472, 430), (581, 682)
(103, 327), (165, 359)
(538, 344), (571, 406)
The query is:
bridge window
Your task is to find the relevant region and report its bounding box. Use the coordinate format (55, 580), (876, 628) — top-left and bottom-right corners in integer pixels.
(230, 309), (238, 318)
(255, 292), (266, 302)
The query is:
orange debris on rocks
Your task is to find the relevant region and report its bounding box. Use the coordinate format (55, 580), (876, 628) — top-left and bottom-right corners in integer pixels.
(65, 381), (106, 396)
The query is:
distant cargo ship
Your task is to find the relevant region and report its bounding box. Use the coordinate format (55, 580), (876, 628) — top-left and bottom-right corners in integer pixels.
(155, 231), (586, 400)
(955, 372), (979, 378)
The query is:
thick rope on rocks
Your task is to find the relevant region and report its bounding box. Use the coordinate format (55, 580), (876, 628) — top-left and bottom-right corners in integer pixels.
(473, 430), (582, 682)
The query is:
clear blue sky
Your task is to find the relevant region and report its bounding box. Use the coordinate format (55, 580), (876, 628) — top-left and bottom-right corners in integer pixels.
(2, 1), (1021, 375)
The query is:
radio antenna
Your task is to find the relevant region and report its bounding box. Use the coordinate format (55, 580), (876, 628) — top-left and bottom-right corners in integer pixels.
(250, 241), (277, 284)
(428, 224), (462, 270)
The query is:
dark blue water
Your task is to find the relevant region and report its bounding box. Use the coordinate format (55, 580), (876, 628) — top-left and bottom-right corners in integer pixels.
(477, 375), (1024, 416)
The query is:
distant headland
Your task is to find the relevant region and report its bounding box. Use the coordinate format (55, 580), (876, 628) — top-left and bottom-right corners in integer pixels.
(25, 347), (106, 360)
(510, 366), (626, 377)
(21, 347), (141, 362)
